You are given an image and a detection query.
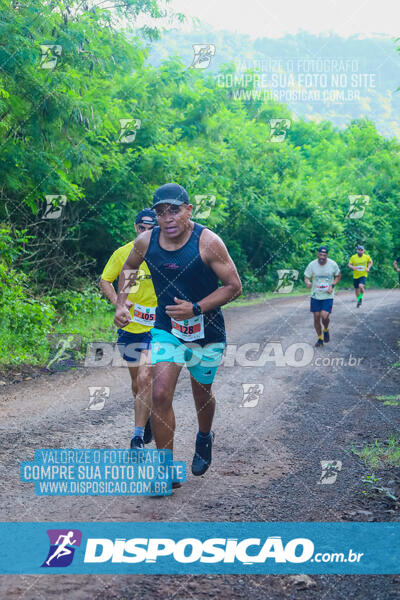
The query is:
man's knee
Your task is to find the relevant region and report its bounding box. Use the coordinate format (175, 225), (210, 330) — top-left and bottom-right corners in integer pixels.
(152, 384), (173, 410)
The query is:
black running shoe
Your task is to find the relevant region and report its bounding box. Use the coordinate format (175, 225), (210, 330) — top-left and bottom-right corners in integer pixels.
(130, 436), (144, 450)
(191, 431), (215, 476)
(143, 416), (152, 444)
(357, 298), (362, 308)
(323, 330), (330, 343)
(315, 339), (323, 347)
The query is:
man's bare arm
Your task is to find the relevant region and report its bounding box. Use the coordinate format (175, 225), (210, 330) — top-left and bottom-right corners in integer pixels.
(165, 230), (242, 321)
(199, 231), (242, 312)
(114, 232), (151, 328)
(99, 279), (117, 306)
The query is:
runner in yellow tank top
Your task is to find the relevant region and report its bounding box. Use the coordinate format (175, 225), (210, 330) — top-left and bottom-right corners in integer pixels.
(99, 208), (157, 449)
(348, 245), (373, 308)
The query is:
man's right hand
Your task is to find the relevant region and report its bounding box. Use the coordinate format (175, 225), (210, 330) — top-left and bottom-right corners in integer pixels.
(114, 301), (133, 328)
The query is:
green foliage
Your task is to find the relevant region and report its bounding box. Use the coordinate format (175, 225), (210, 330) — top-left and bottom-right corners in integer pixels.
(361, 474), (397, 501)
(0, 230), (55, 365)
(52, 287), (110, 316)
(0, 228), (113, 367)
(1, 2), (400, 367)
(376, 395), (400, 406)
(3, 1), (400, 293)
(353, 437), (400, 470)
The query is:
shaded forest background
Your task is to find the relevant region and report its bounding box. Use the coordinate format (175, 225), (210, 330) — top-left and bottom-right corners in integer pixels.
(1, 0), (400, 366)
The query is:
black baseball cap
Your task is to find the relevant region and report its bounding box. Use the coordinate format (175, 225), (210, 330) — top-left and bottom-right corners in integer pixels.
(152, 183), (189, 208)
(357, 244), (364, 251)
(135, 208), (157, 226)
(318, 245), (329, 253)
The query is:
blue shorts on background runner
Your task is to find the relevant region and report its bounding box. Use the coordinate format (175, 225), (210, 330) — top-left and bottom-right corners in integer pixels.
(116, 329), (152, 363)
(310, 298), (333, 313)
(150, 328), (225, 384)
(353, 276), (366, 288)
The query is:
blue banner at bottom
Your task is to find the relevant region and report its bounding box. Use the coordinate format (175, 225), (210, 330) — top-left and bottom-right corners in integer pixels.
(0, 522), (398, 574)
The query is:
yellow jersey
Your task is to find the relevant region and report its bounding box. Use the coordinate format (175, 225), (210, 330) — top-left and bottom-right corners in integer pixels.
(101, 241), (157, 334)
(349, 253), (372, 279)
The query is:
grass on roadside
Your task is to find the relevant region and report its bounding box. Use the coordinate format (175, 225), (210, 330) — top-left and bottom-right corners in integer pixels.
(360, 474), (398, 501)
(228, 283), (374, 309)
(228, 287), (310, 308)
(353, 436), (400, 501)
(376, 395), (400, 406)
(0, 293), (116, 369)
(54, 307), (117, 359)
(353, 436), (400, 470)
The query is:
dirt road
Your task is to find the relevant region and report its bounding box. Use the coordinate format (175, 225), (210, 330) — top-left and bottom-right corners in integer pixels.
(1, 290), (400, 599)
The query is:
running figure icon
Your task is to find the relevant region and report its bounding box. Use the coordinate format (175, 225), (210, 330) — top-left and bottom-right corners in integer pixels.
(45, 531), (77, 566)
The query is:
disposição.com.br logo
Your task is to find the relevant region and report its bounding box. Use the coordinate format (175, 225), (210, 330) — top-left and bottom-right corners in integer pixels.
(41, 529), (82, 568)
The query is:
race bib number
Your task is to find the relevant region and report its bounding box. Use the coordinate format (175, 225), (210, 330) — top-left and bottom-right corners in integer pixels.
(354, 265), (365, 271)
(316, 278), (330, 290)
(132, 303), (156, 327)
(171, 315), (204, 341)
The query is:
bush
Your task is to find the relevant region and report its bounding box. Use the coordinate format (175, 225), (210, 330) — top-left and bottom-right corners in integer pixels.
(0, 263), (55, 365)
(52, 287), (110, 316)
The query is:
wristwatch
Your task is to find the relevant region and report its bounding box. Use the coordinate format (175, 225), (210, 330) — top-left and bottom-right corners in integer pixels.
(331, 283), (335, 288)
(192, 302), (202, 316)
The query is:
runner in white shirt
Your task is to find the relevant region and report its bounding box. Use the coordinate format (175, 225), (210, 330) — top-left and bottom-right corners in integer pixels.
(304, 246), (341, 347)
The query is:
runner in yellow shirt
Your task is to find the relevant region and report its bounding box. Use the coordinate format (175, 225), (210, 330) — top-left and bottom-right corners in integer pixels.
(348, 245), (373, 308)
(99, 208), (157, 449)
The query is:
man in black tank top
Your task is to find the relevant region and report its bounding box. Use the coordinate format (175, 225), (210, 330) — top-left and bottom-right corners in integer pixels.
(115, 183), (242, 480)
